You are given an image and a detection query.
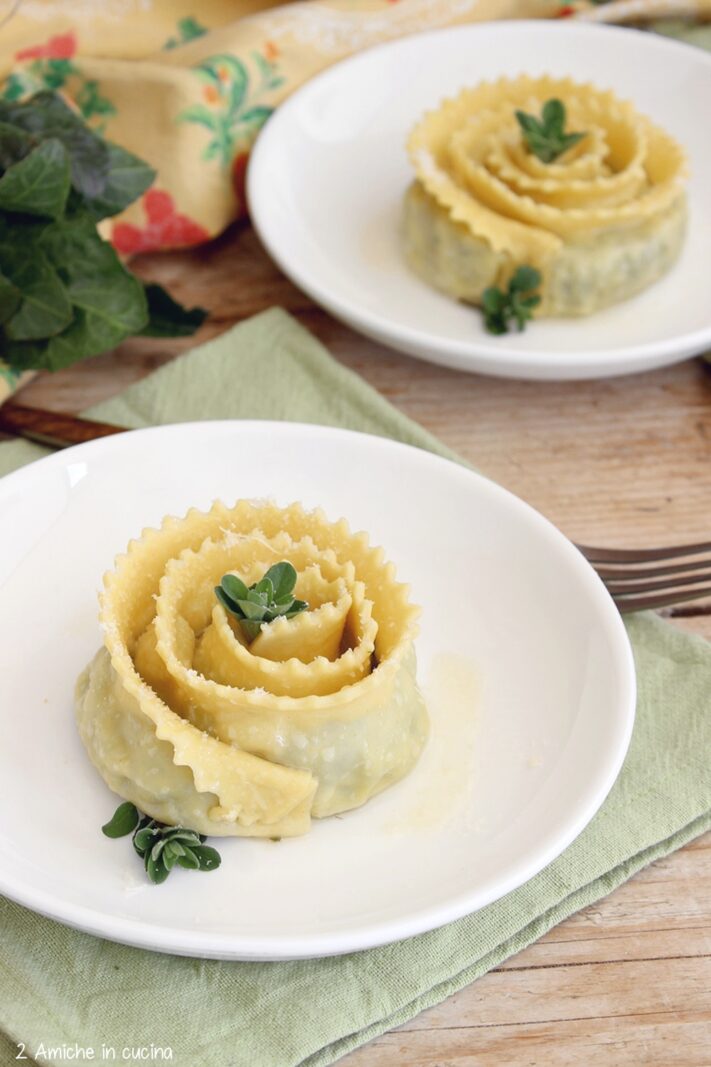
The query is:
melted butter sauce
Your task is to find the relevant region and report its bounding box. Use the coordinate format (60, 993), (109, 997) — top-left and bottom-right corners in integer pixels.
(378, 651), (481, 833)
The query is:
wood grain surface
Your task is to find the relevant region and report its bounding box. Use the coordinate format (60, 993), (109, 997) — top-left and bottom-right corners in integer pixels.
(8, 222), (711, 1065)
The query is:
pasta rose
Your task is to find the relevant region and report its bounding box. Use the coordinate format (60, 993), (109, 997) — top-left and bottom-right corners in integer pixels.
(76, 501), (428, 838)
(403, 75), (688, 317)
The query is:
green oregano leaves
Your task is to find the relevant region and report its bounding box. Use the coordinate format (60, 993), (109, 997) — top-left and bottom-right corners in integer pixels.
(215, 561), (308, 641)
(482, 266), (542, 335)
(102, 802), (221, 885)
(515, 98), (586, 164)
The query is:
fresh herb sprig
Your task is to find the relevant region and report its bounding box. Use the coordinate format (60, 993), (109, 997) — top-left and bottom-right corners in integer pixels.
(102, 802), (221, 885)
(515, 98), (586, 164)
(482, 266), (542, 335)
(0, 91), (206, 374)
(215, 561), (308, 642)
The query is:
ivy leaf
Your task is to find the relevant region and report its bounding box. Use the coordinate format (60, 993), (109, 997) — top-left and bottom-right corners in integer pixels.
(81, 142), (156, 220)
(0, 271), (20, 323)
(0, 121), (34, 171)
(0, 92), (110, 198)
(102, 802), (141, 839)
(139, 283), (207, 338)
(0, 91), (206, 373)
(0, 139), (70, 219)
(0, 244), (73, 340)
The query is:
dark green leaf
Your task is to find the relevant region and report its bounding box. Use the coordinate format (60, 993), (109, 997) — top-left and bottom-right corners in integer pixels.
(0, 92), (109, 199)
(102, 802), (141, 838)
(515, 98), (586, 164)
(514, 110), (541, 136)
(0, 245), (73, 340)
(0, 271), (21, 324)
(215, 585), (240, 615)
(162, 843), (180, 871)
(150, 838), (167, 862)
(220, 573), (250, 603)
(252, 577), (274, 598)
(481, 286), (505, 314)
(0, 138), (70, 219)
(191, 845), (221, 872)
(145, 852), (170, 884)
(81, 142), (155, 220)
(481, 265), (542, 336)
(133, 824), (159, 854)
(235, 597), (267, 620)
(509, 266), (541, 293)
(0, 121), (34, 172)
(239, 619), (263, 642)
(542, 98), (565, 132)
(286, 599), (308, 616)
(176, 847), (201, 871)
(263, 561), (297, 601)
(139, 283), (207, 338)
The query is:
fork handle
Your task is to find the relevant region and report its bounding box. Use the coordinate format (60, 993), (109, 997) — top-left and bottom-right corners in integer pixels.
(0, 403), (125, 449)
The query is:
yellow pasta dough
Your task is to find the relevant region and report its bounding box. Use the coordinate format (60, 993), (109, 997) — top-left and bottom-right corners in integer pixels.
(75, 501), (428, 838)
(404, 75), (688, 316)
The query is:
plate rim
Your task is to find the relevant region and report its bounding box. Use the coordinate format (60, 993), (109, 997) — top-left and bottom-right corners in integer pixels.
(0, 420), (637, 959)
(247, 21), (711, 381)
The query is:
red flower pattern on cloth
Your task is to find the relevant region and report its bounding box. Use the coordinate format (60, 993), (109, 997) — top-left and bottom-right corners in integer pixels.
(112, 189), (210, 253)
(15, 31), (77, 61)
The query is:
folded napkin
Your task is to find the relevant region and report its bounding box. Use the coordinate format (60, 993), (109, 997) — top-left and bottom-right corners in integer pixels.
(1, 308), (710, 1067)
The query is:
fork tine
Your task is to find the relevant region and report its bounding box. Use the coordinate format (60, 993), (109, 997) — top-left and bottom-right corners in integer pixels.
(577, 540), (711, 564)
(603, 568), (711, 595)
(593, 557), (711, 581)
(612, 584), (711, 613)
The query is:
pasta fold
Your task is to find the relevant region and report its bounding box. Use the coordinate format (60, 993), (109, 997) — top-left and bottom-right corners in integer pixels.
(76, 501), (428, 837)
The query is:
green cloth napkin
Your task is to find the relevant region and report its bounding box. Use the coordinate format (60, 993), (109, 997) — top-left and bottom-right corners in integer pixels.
(1, 308), (710, 1067)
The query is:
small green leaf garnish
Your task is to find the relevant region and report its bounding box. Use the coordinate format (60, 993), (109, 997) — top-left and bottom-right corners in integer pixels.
(102, 802), (222, 885)
(515, 98), (586, 164)
(215, 561), (308, 641)
(101, 801), (141, 838)
(482, 266), (542, 335)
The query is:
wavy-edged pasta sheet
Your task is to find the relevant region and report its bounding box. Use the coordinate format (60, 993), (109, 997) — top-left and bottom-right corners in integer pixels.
(76, 501), (428, 837)
(407, 74), (688, 271)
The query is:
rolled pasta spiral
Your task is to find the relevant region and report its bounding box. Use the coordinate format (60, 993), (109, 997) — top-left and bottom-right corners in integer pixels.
(404, 75), (688, 316)
(76, 501), (428, 838)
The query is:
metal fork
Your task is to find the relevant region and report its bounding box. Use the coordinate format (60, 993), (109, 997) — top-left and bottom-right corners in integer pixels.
(578, 540), (711, 613)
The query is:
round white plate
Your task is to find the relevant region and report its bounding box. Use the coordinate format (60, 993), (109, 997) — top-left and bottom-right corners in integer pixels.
(0, 422), (635, 959)
(248, 22), (711, 381)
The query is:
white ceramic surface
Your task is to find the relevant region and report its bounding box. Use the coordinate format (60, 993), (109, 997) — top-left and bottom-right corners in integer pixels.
(0, 422), (635, 959)
(248, 22), (711, 381)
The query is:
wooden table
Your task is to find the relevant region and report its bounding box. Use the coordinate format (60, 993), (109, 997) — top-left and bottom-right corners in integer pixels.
(13, 222), (711, 1065)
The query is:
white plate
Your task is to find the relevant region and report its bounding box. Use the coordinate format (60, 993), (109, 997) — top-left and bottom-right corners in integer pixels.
(248, 22), (711, 381)
(0, 422), (635, 959)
